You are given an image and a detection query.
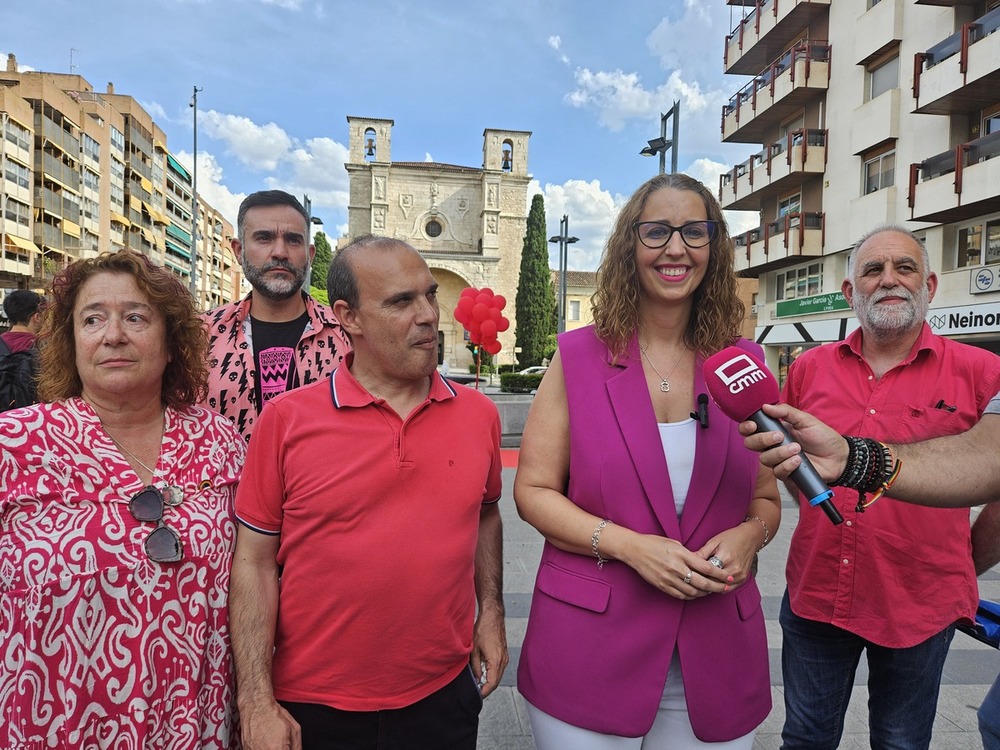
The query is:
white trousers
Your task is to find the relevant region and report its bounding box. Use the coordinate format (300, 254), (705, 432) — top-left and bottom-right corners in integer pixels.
(525, 651), (757, 750)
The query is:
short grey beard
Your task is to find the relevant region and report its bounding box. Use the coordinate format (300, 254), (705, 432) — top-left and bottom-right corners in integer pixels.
(855, 284), (930, 336)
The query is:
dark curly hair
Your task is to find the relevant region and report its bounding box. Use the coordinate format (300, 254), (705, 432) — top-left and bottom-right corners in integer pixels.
(591, 173), (744, 363)
(37, 249), (208, 408)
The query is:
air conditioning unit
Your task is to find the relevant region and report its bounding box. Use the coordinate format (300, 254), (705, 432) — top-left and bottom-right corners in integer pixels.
(750, 304), (762, 314)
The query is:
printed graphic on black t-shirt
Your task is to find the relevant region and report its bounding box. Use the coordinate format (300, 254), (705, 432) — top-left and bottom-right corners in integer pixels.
(250, 312), (309, 411)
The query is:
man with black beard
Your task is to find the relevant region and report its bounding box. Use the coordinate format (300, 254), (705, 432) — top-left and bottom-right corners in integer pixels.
(202, 190), (349, 442)
(765, 225), (1000, 750)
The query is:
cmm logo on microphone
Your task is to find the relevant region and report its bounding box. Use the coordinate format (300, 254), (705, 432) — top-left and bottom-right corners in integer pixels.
(712, 353), (766, 394)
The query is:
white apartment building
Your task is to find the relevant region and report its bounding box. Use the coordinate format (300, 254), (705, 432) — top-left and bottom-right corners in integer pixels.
(719, 0), (1000, 376)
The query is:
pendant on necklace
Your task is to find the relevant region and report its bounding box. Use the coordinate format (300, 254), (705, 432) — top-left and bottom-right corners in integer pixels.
(660, 380), (670, 393)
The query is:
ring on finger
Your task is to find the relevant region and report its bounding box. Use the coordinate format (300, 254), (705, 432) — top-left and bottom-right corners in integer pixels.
(708, 556), (724, 569)
(683, 570), (693, 585)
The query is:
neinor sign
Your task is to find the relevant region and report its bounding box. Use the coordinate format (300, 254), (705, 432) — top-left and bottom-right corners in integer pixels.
(928, 302), (1000, 335)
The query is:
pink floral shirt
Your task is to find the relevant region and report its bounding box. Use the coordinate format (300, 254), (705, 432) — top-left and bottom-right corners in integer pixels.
(0, 398), (245, 749)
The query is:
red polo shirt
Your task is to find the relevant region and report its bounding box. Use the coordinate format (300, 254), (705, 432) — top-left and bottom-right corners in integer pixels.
(236, 360), (502, 710)
(783, 324), (1000, 647)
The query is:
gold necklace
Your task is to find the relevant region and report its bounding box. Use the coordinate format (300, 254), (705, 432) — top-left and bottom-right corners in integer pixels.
(640, 344), (687, 393)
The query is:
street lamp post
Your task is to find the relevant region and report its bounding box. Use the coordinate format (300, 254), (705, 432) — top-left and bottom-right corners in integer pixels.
(548, 214), (579, 334)
(189, 85), (203, 302)
(640, 100), (680, 174)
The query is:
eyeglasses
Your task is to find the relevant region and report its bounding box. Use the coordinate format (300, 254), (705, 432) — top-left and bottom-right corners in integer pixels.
(634, 220), (718, 249)
(129, 485), (184, 563)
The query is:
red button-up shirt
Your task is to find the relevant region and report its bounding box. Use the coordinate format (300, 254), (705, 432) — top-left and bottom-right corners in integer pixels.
(783, 324), (1000, 647)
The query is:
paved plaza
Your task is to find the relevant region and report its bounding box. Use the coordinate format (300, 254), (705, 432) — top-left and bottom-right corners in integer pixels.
(479, 464), (1000, 749)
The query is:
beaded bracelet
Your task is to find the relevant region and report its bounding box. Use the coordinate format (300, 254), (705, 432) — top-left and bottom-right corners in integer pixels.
(591, 519), (612, 569)
(744, 515), (770, 551)
(832, 436), (899, 511)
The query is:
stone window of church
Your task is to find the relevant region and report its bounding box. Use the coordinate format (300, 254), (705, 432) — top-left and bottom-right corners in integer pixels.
(426, 219), (443, 238)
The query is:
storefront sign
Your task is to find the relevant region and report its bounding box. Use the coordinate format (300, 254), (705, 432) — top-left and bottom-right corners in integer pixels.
(776, 292), (850, 318)
(971, 266), (1000, 294)
(928, 301), (1000, 335)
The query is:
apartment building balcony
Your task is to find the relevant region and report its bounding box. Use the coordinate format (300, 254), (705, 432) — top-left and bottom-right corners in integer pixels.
(724, 0), (831, 76)
(719, 129), (827, 210)
(733, 212), (825, 275)
(37, 186), (81, 224)
(914, 0), (980, 6)
(908, 131), (1000, 222)
(722, 40), (830, 143)
(36, 114), (79, 157)
(39, 152), (81, 192)
(913, 6), (1000, 115)
(855, 0), (904, 64)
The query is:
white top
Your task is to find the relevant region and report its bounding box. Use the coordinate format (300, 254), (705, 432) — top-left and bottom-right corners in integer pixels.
(658, 418), (697, 518)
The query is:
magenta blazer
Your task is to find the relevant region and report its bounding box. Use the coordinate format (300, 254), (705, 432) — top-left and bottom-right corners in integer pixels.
(517, 328), (771, 740)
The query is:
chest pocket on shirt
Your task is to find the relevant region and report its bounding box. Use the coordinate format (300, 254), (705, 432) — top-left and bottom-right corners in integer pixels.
(897, 404), (970, 443)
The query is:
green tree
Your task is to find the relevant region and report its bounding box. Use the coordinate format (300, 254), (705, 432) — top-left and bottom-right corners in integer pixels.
(310, 231), (333, 291)
(515, 194), (556, 368)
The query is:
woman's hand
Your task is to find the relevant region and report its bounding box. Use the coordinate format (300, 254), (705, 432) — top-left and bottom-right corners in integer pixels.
(618, 532), (731, 600)
(695, 522), (762, 590)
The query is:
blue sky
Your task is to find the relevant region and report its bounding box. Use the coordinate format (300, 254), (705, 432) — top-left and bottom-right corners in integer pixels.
(4, 0), (758, 271)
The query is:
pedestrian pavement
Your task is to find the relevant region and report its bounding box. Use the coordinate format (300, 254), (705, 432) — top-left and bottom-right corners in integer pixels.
(478, 465), (1000, 749)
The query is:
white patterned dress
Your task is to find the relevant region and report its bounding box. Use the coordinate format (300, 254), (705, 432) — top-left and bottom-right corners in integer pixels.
(0, 398), (245, 749)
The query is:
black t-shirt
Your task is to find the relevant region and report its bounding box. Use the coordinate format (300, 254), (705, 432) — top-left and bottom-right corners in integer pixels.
(250, 312), (309, 412)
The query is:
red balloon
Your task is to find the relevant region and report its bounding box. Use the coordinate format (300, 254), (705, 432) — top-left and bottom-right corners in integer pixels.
(480, 319), (497, 339)
(480, 287), (494, 297)
(475, 293), (492, 307)
(485, 340), (502, 356)
(460, 287), (478, 299)
(457, 296), (474, 314)
(496, 316), (510, 332)
(454, 308), (469, 326)
(487, 307), (502, 323)
(492, 295), (507, 311)
(472, 303), (490, 322)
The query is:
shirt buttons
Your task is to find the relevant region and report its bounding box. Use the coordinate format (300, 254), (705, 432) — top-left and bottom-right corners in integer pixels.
(845, 520), (853, 527)
(869, 409), (876, 415)
(868, 375), (873, 381)
(843, 558), (850, 565)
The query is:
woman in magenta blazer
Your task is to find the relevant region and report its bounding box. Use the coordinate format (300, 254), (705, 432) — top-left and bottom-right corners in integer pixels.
(514, 173), (781, 748)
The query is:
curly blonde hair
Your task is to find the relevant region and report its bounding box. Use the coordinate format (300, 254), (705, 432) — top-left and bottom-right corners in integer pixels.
(591, 173), (744, 362)
(37, 249), (208, 408)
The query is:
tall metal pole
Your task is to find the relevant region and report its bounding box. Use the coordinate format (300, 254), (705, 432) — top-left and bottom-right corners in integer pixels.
(559, 216), (568, 333)
(658, 114), (667, 175)
(670, 99), (680, 175)
(189, 85), (202, 300)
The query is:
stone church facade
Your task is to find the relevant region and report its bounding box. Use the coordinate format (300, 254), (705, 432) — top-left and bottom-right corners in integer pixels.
(343, 116), (530, 372)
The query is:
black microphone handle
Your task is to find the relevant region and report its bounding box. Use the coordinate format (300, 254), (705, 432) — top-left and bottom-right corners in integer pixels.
(750, 411), (844, 525)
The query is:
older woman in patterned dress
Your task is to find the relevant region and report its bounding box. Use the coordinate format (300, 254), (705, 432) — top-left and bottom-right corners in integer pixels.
(0, 249), (245, 749)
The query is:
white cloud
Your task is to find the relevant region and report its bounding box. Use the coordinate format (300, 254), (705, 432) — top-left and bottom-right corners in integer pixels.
(565, 68), (715, 132)
(529, 178), (623, 272)
(199, 110), (294, 171)
(260, 0), (303, 8)
(139, 100), (169, 124)
(424, 152), (434, 162)
(548, 35), (570, 65)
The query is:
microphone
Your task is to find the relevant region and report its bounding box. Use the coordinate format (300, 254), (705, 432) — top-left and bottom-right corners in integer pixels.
(703, 347), (843, 525)
(690, 393), (709, 429)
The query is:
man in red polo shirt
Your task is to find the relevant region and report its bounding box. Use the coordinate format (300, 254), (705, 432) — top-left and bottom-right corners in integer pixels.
(230, 235), (506, 749)
(773, 225), (1000, 749)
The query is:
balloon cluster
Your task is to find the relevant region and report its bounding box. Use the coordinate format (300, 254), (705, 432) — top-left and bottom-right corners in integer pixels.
(453, 287), (510, 356)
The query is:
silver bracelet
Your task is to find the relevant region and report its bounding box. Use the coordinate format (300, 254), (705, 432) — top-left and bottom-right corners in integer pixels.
(744, 514), (770, 551)
(591, 519), (612, 569)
